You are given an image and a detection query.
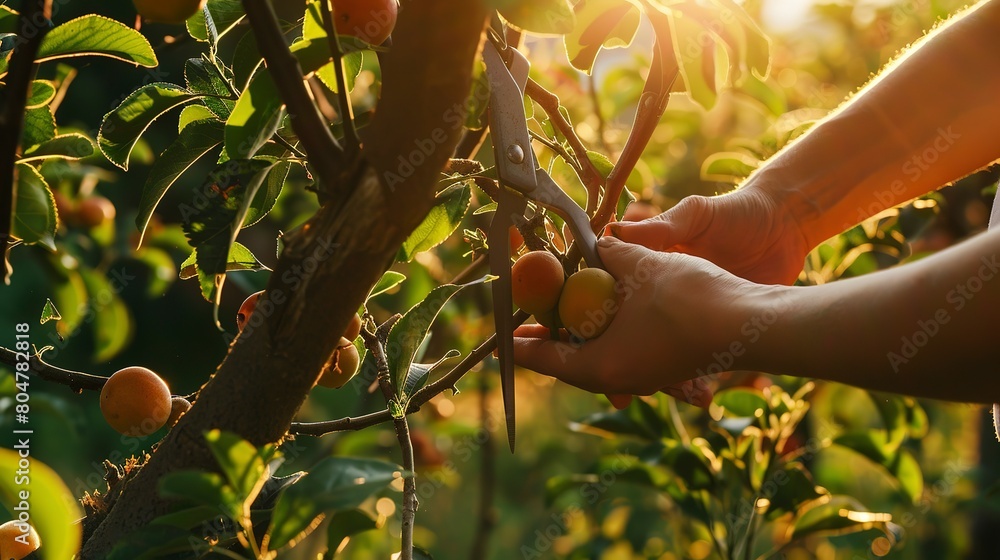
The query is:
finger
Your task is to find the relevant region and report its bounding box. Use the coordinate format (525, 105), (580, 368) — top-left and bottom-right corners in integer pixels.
(606, 393), (633, 409)
(512, 335), (608, 393)
(607, 196), (710, 251)
(663, 379), (714, 409)
(596, 235), (659, 277)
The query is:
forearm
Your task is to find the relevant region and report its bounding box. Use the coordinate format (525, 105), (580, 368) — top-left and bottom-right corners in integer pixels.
(744, 0), (1000, 249)
(746, 228), (1000, 403)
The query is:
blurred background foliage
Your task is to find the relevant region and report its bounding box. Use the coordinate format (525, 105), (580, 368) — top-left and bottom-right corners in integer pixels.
(2, 0), (999, 558)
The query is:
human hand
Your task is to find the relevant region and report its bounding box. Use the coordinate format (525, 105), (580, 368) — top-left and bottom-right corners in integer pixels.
(609, 188), (809, 285)
(513, 236), (764, 404)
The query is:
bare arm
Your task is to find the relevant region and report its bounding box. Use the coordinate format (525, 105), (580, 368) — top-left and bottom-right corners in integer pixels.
(750, 228), (1000, 403)
(751, 0), (1000, 248)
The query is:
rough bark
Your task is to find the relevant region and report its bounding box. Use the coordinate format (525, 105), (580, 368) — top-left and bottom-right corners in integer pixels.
(79, 1), (489, 556)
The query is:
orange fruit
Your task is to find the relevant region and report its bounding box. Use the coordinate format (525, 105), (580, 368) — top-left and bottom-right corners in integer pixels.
(73, 196), (115, 228)
(0, 521), (40, 560)
(100, 367), (172, 436)
(318, 338), (361, 388)
(511, 251), (565, 316)
(167, 396), (192, 428)
(332, 0), (398, 45)
(237, 291), (264, 332)
(558, 268), (618, 339)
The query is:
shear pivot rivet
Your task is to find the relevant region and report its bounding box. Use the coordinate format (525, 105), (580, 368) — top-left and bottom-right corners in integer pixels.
(506, 144), (525, 164)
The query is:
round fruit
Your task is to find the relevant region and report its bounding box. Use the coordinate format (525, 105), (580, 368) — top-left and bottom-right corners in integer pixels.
(558, 268), (618, 339)
(0, 521), (40, 560)
(74, 196), (116, 228)
(344, 313), (363, 341)
(318, 338), (360, 388)
(509, 226), (524, 252)
(511, 251), (565, 316)
(533, 308), (558, 329)
(332, 0), (398, 45)
(52, 190), (74, 224)
(133, 0), (206, 24)
(167, 396), (192, 428)
(622, 201), (659, 222)
(100, 366), (171, 436)
(237, 291), (264, 332)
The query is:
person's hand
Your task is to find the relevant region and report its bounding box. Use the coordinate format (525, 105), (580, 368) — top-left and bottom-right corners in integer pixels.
(513, 236), (765, 404)
(609, 188), (809, 285)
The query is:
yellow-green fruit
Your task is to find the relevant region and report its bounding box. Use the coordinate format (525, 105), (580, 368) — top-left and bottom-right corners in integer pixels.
(344, 313), (363, 341)
(318, 338), (360, 388)
(511, 251), (565, 316)
(0, 521), (40, 560)
(100, 366), (172, 436)
(133, 0), (206, 24)
(167, 396), (192, 428)
(558, 268), (619, 339)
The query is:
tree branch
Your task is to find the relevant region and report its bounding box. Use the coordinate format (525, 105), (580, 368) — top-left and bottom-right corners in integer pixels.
(242, 0), (345, 191)
(0, 0), (52, 283)
(0, 347), (106, 393)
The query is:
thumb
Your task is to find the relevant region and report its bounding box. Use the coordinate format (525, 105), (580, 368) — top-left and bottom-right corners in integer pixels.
(608, 196), (709, 251)
(596, 236), (659, 278)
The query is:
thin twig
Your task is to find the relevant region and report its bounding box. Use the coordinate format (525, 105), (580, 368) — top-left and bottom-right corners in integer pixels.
(290, 310), (530, 436)
(529, 129), (580, 172)
(242, 0), (345, 191)
(468, 369), (497, 559)
(0, 0), (52, 283)
(525, 78), (604, 214)
(359, 326), (417, 560)
(588, 72), (611, 154)
(318, 0), (360, 155)
(0, 347), (107, 392)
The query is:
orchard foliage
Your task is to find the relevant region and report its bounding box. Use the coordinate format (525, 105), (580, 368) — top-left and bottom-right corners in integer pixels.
(0, 0), (993, 559)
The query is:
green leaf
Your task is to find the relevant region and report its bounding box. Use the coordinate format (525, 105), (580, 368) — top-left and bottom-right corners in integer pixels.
(136, 119), (224, 245)
(243, 160), (290, 227)
(496, 0), (576, 35)
(187, 0), (245, 43)
(397, 182), (472, 262)
(178, 104), (219, 132)
(668, 12), (719, 110)
(40, 298), (61, 324)
(266, 457), (405, 551)
(790, 495), (890, 540)
(704, 0), (770, 80)
(26, 79), (56, 109)
(134, 247), (178, 297)
(181, 159), (277, 303)
(701, 151), (759, 183)
(386, 278), (489, 399)
(660, 443), (715, 491)
(22, 107), (56, 151)
(0, 6), (18, 33)
(204, 429), (273, 502)
(151, 505), (224, 530)
(20, 133), (95, 163)
(833, 431), (889, 465)
(715, 388), (768, 418)
(414, 547), (434, 559)
(316, 51), (365, 95)
(326, 510), (380, 553)
(870, 393), (907, 456)
(99, 83), (204, 170)
(367, 271), (406, 300)
(0, 449), (82, 560)
(12, 164), (56, 250)
(158, 470), (242, 520)
(616, 188), (637, 221)
(564, 0), (641, 73)
(572, 396), (668, 441)
(888, 448), (923, 503)
(180, 242), (268, 280)
(402, 349), (460, 399)
(38, 15), (157, 68)
(765, 463), (826, 520)
(232, 28), (262, 90)
(78, 267), (133, 361)
(106, 525), (205, 560)
(185, 57), (235, 119)
(225, 66), (284, 160)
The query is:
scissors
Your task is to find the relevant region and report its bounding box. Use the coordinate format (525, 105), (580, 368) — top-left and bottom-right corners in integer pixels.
(483, 36), (605, 452)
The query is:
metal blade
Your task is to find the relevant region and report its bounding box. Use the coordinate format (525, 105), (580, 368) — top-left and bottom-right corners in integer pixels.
(488, 186), (527, 453)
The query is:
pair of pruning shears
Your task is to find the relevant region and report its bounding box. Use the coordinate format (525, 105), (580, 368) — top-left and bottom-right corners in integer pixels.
(483, 36), (605, 452)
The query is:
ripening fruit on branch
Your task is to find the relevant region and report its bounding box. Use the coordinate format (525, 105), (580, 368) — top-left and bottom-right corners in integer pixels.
(167, 396), (192, 428)
(318, 338), (361, 388)
(558, 268), (619, 339)
(0, 521), (40, 560)
(622, 201), (660, 222)
(236, 291), (264, 332)
(72, 196), (116, 229)
(133, 0), (206, 24)
(332, 0), (398, 45)
(511, 251), (565, 316)
(100, 367), (171, 436)
(344, 313), (363, 341)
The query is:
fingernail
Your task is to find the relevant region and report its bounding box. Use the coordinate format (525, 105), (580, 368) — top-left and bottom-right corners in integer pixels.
(598, 236), (618, 248)
(606, 223), (622, 238)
